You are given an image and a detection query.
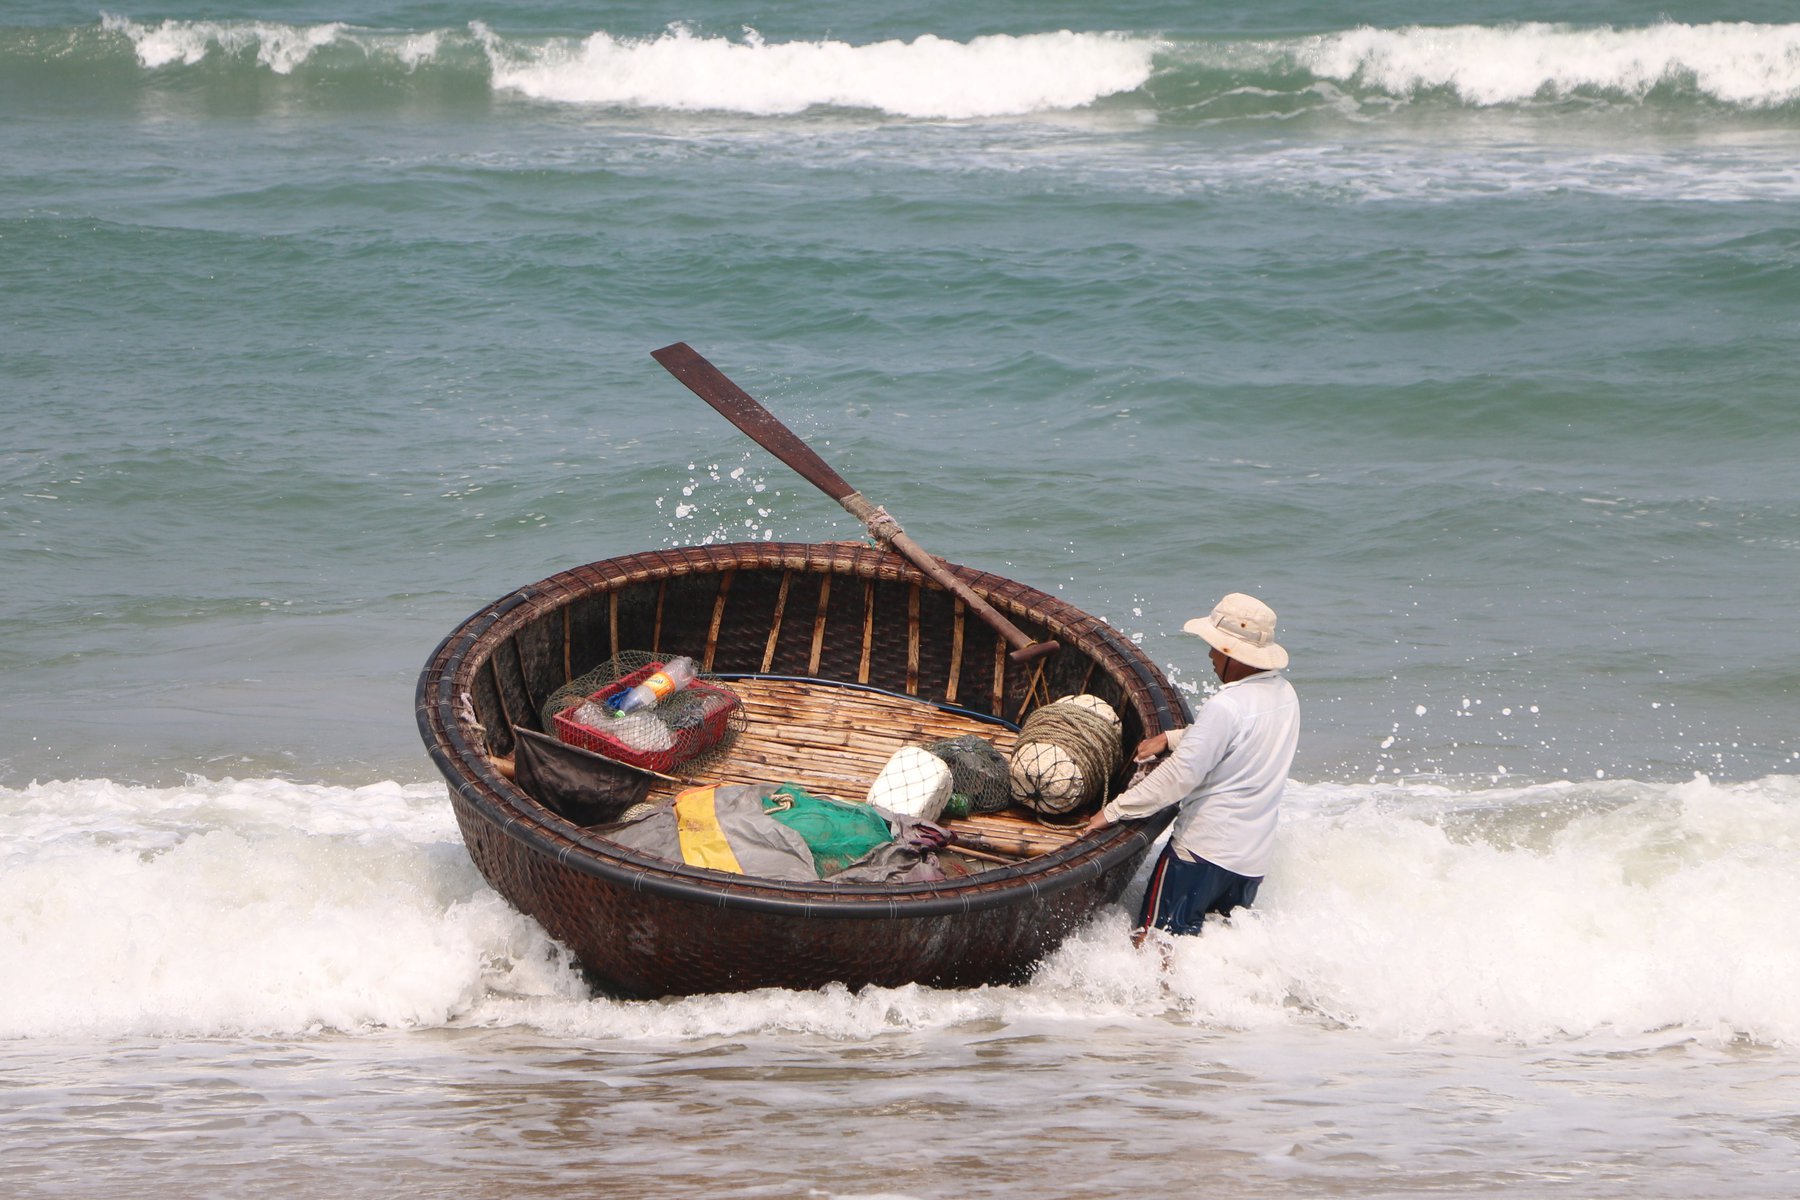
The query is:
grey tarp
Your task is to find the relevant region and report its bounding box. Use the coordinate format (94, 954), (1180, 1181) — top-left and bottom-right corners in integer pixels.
(603, 783), (820, 881)
(603, 782), (952, 884)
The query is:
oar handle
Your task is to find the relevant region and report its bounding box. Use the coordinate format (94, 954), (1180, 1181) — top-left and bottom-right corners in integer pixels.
(651, 342), (1059, 665)
(837, 492), (1059, 664)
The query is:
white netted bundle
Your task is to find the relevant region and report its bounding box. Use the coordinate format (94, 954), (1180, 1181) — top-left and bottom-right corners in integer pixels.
(1053, 693), (1121, 731)
(1008, 694), (1124, 820)
(866, 745), (954, 821)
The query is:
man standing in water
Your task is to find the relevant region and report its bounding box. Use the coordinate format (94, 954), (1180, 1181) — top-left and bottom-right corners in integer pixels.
(1082, 593), (1299, 942)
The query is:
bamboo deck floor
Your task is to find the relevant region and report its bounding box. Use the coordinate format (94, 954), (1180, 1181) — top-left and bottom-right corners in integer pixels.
(649, 677), (1084, 861)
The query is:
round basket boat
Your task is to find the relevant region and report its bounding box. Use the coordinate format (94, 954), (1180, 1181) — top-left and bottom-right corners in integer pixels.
(416, 541), (1190, 999)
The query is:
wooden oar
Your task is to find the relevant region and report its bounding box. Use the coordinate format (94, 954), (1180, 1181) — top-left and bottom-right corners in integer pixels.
(652, 342), (1059, 663)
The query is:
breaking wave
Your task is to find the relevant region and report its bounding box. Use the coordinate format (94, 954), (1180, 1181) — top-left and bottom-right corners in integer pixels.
(3, 773), (1796, 1046)
(6, 18), (1800, 119)
(1277, 20), (1800, 108)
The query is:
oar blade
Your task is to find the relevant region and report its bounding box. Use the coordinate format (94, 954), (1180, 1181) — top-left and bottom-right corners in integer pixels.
(651, 342), (855, 502)
(651, 342), (1059, 663)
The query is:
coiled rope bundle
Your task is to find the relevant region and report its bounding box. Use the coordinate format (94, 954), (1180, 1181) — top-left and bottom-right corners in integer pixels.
(1008, 694), (1123, 822)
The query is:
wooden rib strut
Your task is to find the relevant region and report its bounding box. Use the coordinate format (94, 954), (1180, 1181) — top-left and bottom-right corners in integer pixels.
(946, 598), (965, 705)
(858, 579), (875, 684)
(906, 582), (920, 696)
(704, 569), (734, 672)
(761, 570), (792, 674)
(1015, 658), (1052, 725)
(808, 575), (830, 676)
(488, 657), (512, 728)
(652, 580), (667, 652)
(991, 635), (1006, 715)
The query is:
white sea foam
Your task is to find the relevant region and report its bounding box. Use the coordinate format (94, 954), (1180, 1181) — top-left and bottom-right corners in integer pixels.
(477, 25), (1156, 118)
(3, 774), (1795, 1045)
(90, 17), (1800, 113)
(0, 777), (584, 1039)
(1292, 21), (1800, 107)
(95, 15), (1154, 116)
(101, 13), (349, 75)
(1167, 774), (1800, 1044)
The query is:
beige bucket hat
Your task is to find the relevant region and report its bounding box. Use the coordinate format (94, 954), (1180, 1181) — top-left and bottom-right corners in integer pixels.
(1183, 592), (1289, 670)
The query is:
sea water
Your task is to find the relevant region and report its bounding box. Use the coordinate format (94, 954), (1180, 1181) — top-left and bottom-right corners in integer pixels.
(3, 2), (1798, 1195)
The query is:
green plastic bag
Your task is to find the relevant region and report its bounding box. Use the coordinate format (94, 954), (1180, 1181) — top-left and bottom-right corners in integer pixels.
(761, 784), (893, 877)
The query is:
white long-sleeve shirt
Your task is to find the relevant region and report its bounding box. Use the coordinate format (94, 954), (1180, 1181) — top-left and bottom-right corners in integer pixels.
(1100, 670), (1299, 876)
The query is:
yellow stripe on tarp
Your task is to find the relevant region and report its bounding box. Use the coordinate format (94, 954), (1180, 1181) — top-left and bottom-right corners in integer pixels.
(674, 786), (744, 874)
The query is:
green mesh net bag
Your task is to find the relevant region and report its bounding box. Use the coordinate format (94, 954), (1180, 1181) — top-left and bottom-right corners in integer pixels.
(760, 783), (895, 877)
(926, 733), (1013, 817)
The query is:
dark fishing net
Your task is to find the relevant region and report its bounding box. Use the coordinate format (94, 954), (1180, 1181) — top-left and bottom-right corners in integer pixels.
(540, 650), (746, 776)
(926, 733), (1013, 816)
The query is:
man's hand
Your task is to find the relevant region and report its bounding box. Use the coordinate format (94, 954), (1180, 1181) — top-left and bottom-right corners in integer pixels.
(1082, 808), (1112, 836)
(1134, 732), (1170, 762)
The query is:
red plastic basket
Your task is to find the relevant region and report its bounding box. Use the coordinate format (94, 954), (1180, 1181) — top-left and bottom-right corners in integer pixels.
(550, 661), (742, 774)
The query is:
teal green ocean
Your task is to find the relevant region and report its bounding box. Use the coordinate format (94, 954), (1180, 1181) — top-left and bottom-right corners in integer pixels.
(7, 3), (1797, 787)
(4, 5), (1799, 1195)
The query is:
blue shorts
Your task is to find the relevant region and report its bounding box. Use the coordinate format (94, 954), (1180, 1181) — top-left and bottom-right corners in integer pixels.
(1137, 846), (1261, 936)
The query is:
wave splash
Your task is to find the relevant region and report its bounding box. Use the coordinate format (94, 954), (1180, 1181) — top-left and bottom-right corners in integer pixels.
(32, 18), (1800, 118)
(0, 777), (586, 1040)
(84, 16), (1155, 118)
(478, 24), (1153, 117)
(2, 773), (1796, 1045)
(1286, 21), (1800, 108)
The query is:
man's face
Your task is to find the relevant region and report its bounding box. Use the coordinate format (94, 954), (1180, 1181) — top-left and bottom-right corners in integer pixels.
(1209, 646), (1229, 681)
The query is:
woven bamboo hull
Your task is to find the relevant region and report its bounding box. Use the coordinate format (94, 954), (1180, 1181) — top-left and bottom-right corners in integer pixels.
(455, 800), (1126, 996)
(417, 542), (1190, 999)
